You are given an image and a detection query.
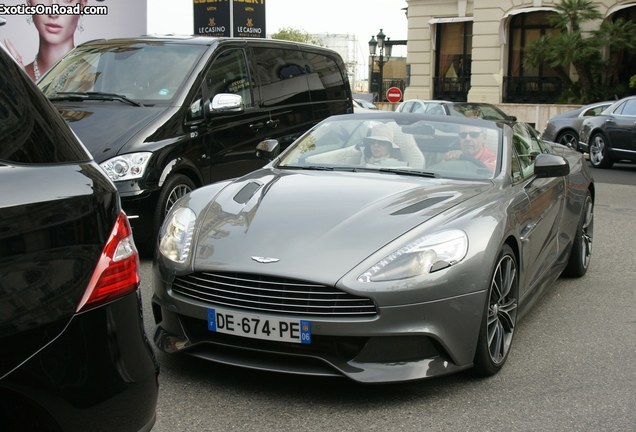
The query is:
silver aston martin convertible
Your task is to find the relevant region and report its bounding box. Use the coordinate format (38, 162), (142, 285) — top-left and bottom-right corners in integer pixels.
(152, 113), (594, 383)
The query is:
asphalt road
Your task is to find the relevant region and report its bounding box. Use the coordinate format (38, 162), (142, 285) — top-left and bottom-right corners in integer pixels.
(139, 162), (636, 432)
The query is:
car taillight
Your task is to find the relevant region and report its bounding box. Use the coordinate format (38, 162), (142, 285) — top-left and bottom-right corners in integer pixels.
(76, 211), (140, 313)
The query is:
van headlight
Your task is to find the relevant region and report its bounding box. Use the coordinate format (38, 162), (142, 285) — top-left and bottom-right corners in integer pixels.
(357, 230), (468, 282)
(100, 152), (152, 181)
(159, 207), (196, 263)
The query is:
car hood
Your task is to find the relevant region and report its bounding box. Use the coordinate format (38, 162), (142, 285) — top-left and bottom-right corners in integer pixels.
(54, 102), (168, 163)
(191, 169), (491, 284)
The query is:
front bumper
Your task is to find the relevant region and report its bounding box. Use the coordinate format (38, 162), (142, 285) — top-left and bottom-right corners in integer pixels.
(116, 182), (162, 246)
(152, 286), (487, 384)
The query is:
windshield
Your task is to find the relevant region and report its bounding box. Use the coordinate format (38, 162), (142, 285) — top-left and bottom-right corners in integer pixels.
(278, 116), (502, 180)
(38, 42), (207, 104)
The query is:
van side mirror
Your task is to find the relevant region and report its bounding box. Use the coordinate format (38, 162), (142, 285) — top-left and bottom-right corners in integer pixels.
(256, 139), (280, 160)
(206, 93), (244, 116)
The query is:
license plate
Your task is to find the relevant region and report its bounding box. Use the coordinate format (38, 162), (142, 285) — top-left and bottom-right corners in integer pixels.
(207, 307), (311, 344)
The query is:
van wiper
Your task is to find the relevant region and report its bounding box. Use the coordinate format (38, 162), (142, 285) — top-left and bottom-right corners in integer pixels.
(50, 91), (142, 107)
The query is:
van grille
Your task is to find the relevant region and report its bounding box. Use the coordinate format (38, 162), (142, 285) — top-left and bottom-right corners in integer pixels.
(172, 272), (377, 318)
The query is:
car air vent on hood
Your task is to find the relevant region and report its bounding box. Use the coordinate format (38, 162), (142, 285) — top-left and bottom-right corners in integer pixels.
(233, 182), (262, 204)
(391, 195), (452, 215)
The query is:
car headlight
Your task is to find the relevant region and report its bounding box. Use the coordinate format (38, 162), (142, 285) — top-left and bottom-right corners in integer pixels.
(357, 229), (468, 282)
(159, 207), (196, 263)
(100, 152), (152, 181)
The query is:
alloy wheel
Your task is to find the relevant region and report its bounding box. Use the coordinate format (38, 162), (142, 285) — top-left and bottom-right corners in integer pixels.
(578, 196), (594, 270)
(487, 254), (518, 365)
(165, 184), (193, 215)
(557, 131), (578, 149)
(589, 134), (606, 166)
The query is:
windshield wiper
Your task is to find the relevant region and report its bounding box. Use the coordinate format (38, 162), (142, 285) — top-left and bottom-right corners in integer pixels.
(356, 167), (438, 178)
(49, 91), (142, 107)
(280, 165), (336, 171)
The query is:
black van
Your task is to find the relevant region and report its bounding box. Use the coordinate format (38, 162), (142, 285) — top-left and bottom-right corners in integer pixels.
(38, 36), (354, 251)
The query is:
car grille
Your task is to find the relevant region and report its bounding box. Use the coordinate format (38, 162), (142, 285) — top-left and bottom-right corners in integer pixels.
(172, 272), (378, 318)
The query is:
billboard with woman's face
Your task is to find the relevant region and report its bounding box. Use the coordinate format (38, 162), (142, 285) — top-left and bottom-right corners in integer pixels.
(0, 0), (146, 81)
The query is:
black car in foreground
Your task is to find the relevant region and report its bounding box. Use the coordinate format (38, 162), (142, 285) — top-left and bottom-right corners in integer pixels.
(0, 38), (158, 431)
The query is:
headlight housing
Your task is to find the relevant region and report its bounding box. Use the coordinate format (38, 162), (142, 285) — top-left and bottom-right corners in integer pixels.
(159, 207), (196, 263)
(100, 152), (152, 181)
(357, 229), (468, 282)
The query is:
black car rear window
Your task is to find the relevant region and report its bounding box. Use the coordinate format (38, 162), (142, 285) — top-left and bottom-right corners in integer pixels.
(0, 50), (91, 165)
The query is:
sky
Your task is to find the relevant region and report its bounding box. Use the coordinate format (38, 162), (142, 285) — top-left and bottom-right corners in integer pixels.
(147, 0), (407, 43)
(147, 0), (409, 59)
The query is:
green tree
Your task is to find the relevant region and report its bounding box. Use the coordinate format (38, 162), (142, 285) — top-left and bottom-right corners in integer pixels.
(270, 27), (322, 45)
(525, 0), (636, 102)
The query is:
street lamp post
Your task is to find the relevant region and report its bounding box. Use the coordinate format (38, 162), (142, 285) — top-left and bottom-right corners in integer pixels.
(368, 29), (392, 102)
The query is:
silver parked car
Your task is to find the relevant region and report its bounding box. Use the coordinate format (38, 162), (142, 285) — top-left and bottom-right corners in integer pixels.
(542, 101), (613, 149)
(152, 113), (594, 383)
(396, 99), (516, 121)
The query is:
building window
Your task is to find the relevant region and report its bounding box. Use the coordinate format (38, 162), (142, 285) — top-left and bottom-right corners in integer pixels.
(504, 12), (562, 103)
(610, 7), (636, 90)
(433, 21), (472, 101)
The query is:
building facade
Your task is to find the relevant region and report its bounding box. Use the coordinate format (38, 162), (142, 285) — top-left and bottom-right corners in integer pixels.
(404, 0), (636, 125)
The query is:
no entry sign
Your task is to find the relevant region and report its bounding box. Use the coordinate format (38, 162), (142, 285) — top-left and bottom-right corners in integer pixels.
(386, 87), (403, 103)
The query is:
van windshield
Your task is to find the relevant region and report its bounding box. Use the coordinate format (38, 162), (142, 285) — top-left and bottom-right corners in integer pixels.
(39, 42), (207, 104)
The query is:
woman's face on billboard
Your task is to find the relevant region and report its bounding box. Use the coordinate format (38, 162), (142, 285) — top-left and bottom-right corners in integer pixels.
(27, 0), (87, 45)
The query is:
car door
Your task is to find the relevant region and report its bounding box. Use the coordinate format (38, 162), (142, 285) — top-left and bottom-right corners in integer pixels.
(189, 44), (272, 183)
(511, 123), (566, 296)
(604, 99), (636, 153)
(250, 44), (315, 152)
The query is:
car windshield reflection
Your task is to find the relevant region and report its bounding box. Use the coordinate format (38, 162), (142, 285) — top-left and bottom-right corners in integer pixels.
(38, 42), (207, 104)
(277, 116), (502, 180)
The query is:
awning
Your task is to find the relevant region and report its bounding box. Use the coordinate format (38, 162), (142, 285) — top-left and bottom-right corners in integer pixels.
(500, 7), (558, 44)
(606, 2), (636, 17)
(428, 16), (473, 25)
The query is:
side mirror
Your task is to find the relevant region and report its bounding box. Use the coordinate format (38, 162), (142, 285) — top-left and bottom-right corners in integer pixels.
(534, 153), (569, 178)
(206, 93), (244, 116)
(256, 139), (280, 160)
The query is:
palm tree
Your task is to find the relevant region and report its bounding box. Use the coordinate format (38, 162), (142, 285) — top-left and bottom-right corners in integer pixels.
(525, 0), (636, 102)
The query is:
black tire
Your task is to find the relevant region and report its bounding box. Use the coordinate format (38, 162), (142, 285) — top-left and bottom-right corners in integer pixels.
(473, 244), (518, 376)
(562, 192), (593, 278)
(555, 130), (578, 149)
(139, 174), (195, 256)
(588, 133), (614, 169)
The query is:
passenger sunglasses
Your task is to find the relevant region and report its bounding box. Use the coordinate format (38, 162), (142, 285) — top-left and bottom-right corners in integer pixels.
(459, 131), (482, 139)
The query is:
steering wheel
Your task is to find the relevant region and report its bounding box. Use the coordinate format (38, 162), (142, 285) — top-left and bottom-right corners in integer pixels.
(459, 153), (490, 170)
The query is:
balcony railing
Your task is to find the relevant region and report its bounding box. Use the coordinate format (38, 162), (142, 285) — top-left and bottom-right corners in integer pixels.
(503, 76), (564, 103)
(433, 77), (470, 101)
